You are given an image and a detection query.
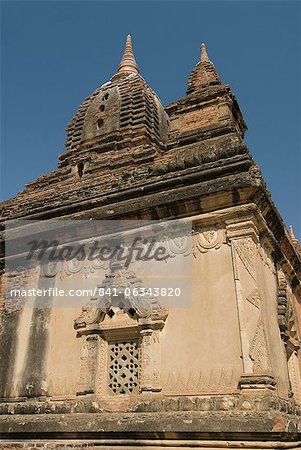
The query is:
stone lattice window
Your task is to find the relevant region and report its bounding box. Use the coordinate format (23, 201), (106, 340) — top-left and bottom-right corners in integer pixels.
(108, 340), (139, 395)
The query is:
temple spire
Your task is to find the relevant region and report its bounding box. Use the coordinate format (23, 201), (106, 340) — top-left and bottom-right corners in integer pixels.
(117, 35), (139, 75)
(200, 43), (210, 62)
(289, 225), (298, 244)
(187, 42), (221, 95)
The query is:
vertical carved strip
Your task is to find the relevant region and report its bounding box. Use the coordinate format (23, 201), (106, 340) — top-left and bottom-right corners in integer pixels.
(227, 220), (277, 393)
(140, 328), (162, 392)
(230, 240), (253, 373)
(151, 330), (161, 391)
(227, 221), (260, 374)
(249, 319), (272, 373)
(140, 329), (153, 391)
(77, 334), (99, 395)
(95, 336), (107, 396)
(288, 351), (301, 403)
(77, 336), (88, 395)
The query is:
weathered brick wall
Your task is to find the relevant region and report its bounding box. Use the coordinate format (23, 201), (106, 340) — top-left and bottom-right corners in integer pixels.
(179, 105), (219, 132)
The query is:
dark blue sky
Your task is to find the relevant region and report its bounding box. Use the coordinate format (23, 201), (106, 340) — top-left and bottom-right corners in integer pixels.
(1, 1), (300, 238)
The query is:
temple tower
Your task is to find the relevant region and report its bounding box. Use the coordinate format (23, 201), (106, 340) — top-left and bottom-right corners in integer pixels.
(0, 36), (301, 449)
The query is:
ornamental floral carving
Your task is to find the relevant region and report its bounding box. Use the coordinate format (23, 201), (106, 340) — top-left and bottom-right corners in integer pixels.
(166, 235), (191, 258)
(74, 262), (167, 329)
(43, 260), (62, 277)
(193, 228), (224, 255)
(66, 257), (84, 274)
(64, 255), (108, 278)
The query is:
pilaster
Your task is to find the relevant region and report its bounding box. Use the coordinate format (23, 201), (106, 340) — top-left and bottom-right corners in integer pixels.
(226, 219), (275, 394)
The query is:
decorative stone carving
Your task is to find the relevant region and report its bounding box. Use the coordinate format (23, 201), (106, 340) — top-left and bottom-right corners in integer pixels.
(74, 262), (167, 329)
(228, 235), (258, 374)
(75, 263), (168, 396)
(74, 297), (106, 329)
(65, 258), (84, 275)
(108, 340), (139, 395)
(193, 227), (224, 256)
(226, 219), (277, 393)
(162, 368), (238, 395)
(232, 238), (256, 280)
(259, 244), (276, 275)
(96, 337), (107, 397)
(77, 335), (99, 395)
(140, 329), (161, 392)
(43, 261), (62, 277)
(166, 235), (191, 258)
(246, 289), (261, 309)
(249, 319), (272, 373)
(64, 248), (109, 279)
(288, 351), (301, 404)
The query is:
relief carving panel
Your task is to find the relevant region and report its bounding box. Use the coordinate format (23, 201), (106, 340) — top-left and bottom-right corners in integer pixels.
(193, 227), (225, 256)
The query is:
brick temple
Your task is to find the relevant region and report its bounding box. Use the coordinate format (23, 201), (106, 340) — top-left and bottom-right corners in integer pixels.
(0, 35), (301, 449)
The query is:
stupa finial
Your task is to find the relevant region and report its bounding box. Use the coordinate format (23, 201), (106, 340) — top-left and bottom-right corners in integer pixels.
(117, 35), (139, 74)
(289, 225), (297, 241)
(200, 42), (210, 62)
(187, 41), (221, 94)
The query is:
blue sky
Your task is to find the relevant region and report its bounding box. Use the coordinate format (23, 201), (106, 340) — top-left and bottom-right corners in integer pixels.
(1, 1), (300, 238)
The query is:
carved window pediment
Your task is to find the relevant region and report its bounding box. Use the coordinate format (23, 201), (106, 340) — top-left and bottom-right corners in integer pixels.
(74, 263), (167, 397)
(74, 262), (168, 333)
